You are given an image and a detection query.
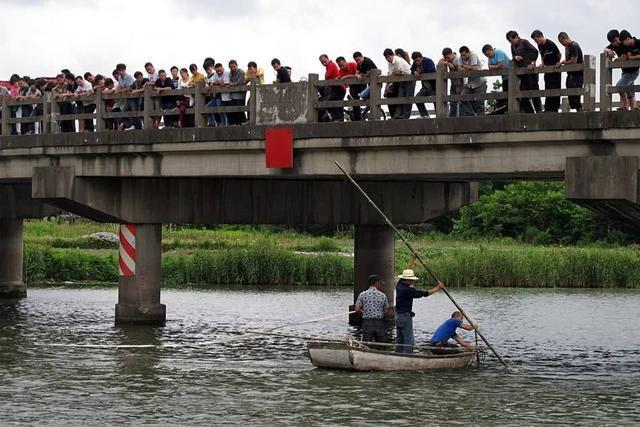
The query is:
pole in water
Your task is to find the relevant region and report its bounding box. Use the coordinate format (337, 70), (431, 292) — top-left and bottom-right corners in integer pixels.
(334, 160), (509, 369)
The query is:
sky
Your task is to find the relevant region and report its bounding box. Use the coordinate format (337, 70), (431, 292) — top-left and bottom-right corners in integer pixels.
(1, 0), (639, 81)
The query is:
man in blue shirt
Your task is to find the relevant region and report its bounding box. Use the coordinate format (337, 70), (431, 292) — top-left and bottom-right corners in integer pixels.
(482, 44), (510, 114)
(411, 51), (437, 117)
(430, 311), (476, 352)
(395, 269), (445, 353)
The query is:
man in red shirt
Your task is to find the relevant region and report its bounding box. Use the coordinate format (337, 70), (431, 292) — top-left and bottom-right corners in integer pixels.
(319, 54), (345, 121)
(337, 56), (365, 121)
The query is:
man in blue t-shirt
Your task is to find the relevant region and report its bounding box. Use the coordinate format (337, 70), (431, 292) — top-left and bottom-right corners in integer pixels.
(430, 311), (476, 351)
(482, 44), (510, 114)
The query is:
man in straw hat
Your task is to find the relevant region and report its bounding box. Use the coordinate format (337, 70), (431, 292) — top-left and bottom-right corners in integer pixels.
(395, 269), (445, 353)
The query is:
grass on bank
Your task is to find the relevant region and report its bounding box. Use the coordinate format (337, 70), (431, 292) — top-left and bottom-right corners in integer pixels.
(21, 220), (640, 289)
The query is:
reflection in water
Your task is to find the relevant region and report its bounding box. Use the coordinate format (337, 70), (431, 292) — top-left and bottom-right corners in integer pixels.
(0, 287), (638, 424)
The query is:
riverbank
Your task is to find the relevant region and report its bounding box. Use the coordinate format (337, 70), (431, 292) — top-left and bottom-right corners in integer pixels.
(22, 220), (640, 288)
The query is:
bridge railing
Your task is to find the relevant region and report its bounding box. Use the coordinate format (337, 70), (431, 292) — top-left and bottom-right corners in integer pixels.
(309, 54), (597, 120)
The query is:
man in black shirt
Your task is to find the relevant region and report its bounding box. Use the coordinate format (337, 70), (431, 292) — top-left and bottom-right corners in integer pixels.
(558, 32), (584, 112)
(353, 51), (378, 100)
(271, 58), (291, 83)
(532, 30), (562, 112)
(506, 30), (542, 113)
(619, 30), (640, 110)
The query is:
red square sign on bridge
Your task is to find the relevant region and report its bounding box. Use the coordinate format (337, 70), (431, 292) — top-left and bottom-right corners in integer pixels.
(265, 128), (293, 169)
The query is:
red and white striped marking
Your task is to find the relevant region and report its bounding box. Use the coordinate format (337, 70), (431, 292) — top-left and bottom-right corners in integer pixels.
(119, 224), (136, 276)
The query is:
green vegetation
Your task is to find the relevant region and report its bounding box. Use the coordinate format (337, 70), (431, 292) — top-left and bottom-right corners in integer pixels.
(22, 219), (640, 289)
(452, 182), (637, 245)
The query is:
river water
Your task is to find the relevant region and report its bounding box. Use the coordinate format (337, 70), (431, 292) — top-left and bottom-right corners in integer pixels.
(0, 287), (638, 425)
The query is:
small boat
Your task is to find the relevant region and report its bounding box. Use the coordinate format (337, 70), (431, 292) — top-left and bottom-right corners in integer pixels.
(307, 340), (478, 372)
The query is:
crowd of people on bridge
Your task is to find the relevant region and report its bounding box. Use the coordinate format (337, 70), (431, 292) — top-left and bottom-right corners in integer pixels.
(1, 28), (638, 135)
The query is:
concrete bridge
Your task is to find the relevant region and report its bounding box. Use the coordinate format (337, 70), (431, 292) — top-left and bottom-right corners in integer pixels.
(1, 53), (640, 324)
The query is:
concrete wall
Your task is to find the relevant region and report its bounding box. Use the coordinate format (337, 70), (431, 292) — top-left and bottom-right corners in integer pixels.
(256, 82), (309, 125)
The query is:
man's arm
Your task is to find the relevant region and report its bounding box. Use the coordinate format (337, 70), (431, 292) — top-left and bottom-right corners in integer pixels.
(454, 335), (475, 349)
(427, 281), (446, 296)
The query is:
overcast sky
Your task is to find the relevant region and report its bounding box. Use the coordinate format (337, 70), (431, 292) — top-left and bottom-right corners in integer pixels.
(1, 0), (639, 81)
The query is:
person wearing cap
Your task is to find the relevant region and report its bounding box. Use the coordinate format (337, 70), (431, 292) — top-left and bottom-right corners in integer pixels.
(354, 274), (390, 343)
(395, 269), (445, 353)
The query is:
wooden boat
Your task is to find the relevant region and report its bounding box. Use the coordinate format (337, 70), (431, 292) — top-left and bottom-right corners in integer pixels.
(307, 340), (478, 372)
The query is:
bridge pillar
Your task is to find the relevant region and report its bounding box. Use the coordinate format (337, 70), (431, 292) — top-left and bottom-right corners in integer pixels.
(115, 224), (166, 325)
(352, 225), (395, 320)
(0, 219), (26, 299)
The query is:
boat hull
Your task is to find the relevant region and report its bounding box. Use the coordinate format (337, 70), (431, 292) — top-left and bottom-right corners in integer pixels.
(307, 341), (476, 372)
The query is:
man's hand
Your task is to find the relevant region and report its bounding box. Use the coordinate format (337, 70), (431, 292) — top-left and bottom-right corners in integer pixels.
(437, 281), (446, 291)
(514, 55), (523, 61)
(527, 64), (535, 70)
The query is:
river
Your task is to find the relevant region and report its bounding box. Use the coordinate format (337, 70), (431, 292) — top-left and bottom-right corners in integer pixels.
(0, 287), (638, 425)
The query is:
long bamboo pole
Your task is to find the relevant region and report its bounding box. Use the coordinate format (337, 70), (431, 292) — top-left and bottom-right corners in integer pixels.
(335, 160), (508, 368)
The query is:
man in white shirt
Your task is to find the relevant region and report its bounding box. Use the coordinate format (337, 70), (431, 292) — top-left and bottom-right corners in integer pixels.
(206, 63), (230, 127)
(459, 46), (487, 116)
(144, 62), (158, 83)
(74, 75), (95, 132)
(384, 48), (413, 119)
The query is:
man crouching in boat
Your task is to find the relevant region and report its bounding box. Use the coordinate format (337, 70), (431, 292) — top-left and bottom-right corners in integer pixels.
(395, 269), (445, 353)
(430, 311), (476, 354)
(355, 274), (390, 343)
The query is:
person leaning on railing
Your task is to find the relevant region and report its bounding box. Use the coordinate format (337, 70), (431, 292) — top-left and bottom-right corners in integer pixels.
(228, 60), (247, 125)
(318, 54), (345, 122)
(531, 30), (562, 113)
(73, 75), (95, 132)
(557, 32), (584, 112)
(411, 51), (436, 118)
(482, 44), (510, 115)
(336, 56), (364, 121)
(507, 30), (542, 114)
(352, 51), (377, 101)
(384, 48), (413, 120)
(459, 46), (487, 116)
(618, 30), (640, 111)
(438, 48), (463, 117)
(154, 69), (176, 128)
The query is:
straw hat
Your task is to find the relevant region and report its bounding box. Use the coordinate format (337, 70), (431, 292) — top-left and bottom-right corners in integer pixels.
(397, 269), (419, 281)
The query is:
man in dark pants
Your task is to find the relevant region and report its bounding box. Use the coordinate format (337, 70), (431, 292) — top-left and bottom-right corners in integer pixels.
(558, 32), (584, 112)
(411, 51), (436, 117)
(336, 56), (365, 121)
(507, 30), (542, 113)
(395, 269), (446, 353)
(531, 30), (562, 112)
(355, 274), (390, 343)
(319, 54), (345, 121)
(483, 44), (510, 114)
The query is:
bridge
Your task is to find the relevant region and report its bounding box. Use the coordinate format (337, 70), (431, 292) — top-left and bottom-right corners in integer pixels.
(1, 53), (640, 324)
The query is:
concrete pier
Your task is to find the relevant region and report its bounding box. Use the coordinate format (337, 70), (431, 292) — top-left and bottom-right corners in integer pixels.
(0, 219), (26, 299)
(115, 224), (166, 325)
(353, 225), (395, 307)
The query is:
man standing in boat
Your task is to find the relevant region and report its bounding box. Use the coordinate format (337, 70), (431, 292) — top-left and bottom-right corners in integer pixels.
(355, 274), (390, 343)
(395, 269), (445, 353)
(430, 311), (476, 353)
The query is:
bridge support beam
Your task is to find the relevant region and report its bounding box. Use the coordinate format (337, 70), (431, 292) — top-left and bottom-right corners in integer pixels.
(566, 156), (640, 231)
(351, 225), (395, 324)
(115, 224), (166, 325)
(0, 219), (26, 299)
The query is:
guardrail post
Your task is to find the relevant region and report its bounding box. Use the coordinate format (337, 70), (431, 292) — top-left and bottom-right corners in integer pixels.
(42, 94), (51, 134)
(435, 65), (447, 118)
(1, 96), (9, 136)
(50, 98), (61, 134)
(599, 52), (612, 112)
(507, 65), (519, 114)
(194, 80), (206, 128)
(306, 73), (319, 123)
(583, 54), (597, 112)
(143, 84), (153, 130)
(249, 79), (258, 126)
(369, 69), (382, 121)
(95, 88), (105, 132)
